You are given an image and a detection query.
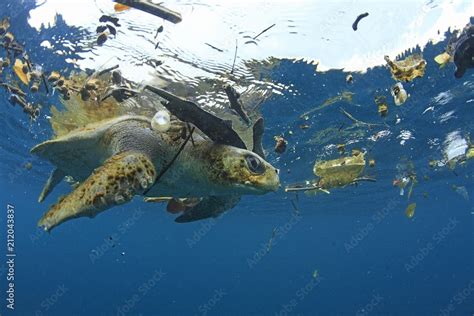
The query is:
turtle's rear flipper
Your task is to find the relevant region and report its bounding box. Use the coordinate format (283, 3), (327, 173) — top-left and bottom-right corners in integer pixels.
(38, 152), (156, 232)
(174, 195), (240, 223)
(38, 168), (66, 203)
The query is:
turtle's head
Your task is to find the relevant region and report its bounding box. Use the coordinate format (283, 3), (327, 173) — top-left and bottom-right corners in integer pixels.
(206, 145), (280, 195)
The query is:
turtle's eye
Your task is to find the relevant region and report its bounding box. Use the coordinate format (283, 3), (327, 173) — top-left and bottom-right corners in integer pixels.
(245, 155), (265, 174)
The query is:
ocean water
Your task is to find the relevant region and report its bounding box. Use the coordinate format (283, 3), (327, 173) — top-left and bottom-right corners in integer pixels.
(0, 1), (473, 315)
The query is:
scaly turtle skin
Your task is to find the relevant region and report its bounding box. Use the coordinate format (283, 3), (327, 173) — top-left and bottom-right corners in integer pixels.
(384, 54), (426, 82)
(32, 113), (279, 231)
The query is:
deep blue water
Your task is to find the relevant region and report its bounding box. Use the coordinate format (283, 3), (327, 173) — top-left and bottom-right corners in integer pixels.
(0, 2), (473, 316)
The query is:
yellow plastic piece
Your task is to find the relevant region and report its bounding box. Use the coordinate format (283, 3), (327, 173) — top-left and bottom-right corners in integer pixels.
(434, 52), (451, 68)
(405, 203), (416, 219)
(13, 59), (30, 85)
(313, 152), (365, 189)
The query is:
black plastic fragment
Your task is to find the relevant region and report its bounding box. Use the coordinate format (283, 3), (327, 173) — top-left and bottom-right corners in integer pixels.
(352, 12), (369, 31)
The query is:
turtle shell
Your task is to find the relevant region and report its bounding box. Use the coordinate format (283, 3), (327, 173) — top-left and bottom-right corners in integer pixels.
(313, 152), (366, 189)
(31, 115), (151, 181)
(385, 54), (426, 82)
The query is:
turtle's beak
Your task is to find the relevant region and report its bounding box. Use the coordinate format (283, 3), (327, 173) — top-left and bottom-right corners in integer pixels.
(274, 168), (281, 190)
(260, 164), (281, 193)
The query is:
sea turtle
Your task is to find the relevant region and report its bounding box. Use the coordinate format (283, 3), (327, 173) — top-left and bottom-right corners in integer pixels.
(285, 151), (374, 195)
(384, 54), (426, 82)
(32, 86), (279, 232)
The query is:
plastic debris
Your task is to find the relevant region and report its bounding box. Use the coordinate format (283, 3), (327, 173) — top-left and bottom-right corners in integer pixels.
(266, 227), (277, 252)
(0, 17), (10, 35)
(384, 54), (426, 82)
(337, 144), (345, 155)
(223, 84), (251, 125)
(391, 82), (408, 106)
(97, 32), (108, 46)
(151, 110), (171, 132)
(346, 74), (353, 84)
(285, 151), (375, 195)
(114, 3), (131, 12)
(113, 0), (182, 24)
(375, 95), (388, 117)
(434, 52), (451, 68)
(13, 59), (30, 85)
(393, 177), (410, 196)
(352, 12), (369, 31)
(274, 136), (287, 154)
(369, 159), (375, 167)
(451, 185), (469, 201)
(99, 15), (120, 27)
(253, 23), (276, 40)
(300, 91), (354, 118)
(405, 203), (416, 219)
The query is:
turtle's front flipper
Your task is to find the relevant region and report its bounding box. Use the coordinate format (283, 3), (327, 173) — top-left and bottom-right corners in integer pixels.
(38, 168), (66, 203)
(175, 195), (240, 223)
(38, 152), (156, 232)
